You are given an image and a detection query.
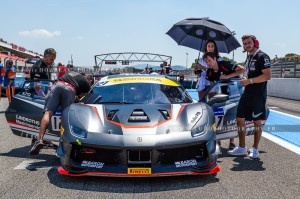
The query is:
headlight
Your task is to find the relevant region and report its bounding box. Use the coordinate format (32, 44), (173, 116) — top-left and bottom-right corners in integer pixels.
(191, 124), (207, 137)
(70, 125), (88, 138)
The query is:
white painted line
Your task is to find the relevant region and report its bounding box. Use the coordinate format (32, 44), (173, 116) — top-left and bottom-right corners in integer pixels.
(262, 132), (300, 155)
(268, 106), (278, 109)
(14, 160), (56, 170)
(270, 109), (300, 120)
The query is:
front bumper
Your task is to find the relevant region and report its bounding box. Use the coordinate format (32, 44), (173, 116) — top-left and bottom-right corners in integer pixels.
(57, 131), (219, 177)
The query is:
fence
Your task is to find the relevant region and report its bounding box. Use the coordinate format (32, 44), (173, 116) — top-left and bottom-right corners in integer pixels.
(271, 61), (300, 78)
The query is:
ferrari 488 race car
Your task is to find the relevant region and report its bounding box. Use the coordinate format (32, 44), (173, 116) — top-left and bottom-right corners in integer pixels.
(5, 74), (269, 177)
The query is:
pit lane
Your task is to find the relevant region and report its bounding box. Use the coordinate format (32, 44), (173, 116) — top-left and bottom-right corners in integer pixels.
(0, 97), (299, 199)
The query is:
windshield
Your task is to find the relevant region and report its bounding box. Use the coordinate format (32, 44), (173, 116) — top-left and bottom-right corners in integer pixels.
(91, 83), (193, 104)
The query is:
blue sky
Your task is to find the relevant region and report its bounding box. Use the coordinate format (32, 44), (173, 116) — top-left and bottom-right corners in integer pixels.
(1, 0), (299, 67)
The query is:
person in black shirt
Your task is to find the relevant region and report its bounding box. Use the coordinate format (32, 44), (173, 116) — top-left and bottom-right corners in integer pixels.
(203, 52), (245, 149)
(204, 52), (245, 87)
(29, 72), (91, 155)
(30, 48), (57, 146)
(30, 48), (56, 80)
(228, 35), (271, 158)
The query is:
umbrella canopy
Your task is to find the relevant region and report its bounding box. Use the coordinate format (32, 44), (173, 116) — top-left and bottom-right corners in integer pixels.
(166, 17), (241, 53)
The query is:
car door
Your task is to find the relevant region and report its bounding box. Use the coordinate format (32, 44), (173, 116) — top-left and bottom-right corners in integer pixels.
(204, 80), (241, 140)
(205, 80), (269, 140)
(5, 79), (61, 141)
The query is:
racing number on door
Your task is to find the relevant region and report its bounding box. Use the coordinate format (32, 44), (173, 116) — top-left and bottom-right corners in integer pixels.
(51, 116), (61, 131)
(215, 116), (223, 129)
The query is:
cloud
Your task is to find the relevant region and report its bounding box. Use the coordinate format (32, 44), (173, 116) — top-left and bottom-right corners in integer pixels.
(19, 29), (61, 38)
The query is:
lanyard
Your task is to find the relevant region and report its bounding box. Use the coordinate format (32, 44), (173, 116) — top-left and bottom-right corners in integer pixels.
(246, 49), (260, 70)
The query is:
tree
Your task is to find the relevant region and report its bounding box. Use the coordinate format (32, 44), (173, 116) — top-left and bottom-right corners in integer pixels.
(285, 53), (298, 59)
(222, 56), (237, 64)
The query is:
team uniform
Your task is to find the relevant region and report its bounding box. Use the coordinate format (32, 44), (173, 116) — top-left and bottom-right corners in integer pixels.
(44, 72), (90, 113)
(0, 63), (4, 85)
(0, 63), (4, 97)
(4, 65), (16, 102)
(237, 50), (271, 121)
(206, 60), (238, 82)
(30, 59), (52, 80)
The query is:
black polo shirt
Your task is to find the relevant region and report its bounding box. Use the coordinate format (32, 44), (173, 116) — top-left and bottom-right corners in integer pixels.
(30, 59), (52, 80)
(206, 61), (237, 82)
(244, 50), (271, 96)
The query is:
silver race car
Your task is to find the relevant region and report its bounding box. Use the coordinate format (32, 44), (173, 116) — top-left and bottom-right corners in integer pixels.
(5, 74), (269, 177)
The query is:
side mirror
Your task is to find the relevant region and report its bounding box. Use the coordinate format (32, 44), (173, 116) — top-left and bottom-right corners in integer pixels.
(207, 94), (229, 106)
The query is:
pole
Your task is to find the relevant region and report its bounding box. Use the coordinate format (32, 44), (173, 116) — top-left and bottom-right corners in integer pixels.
(231, 31), (236, 61)
(186, 53), (188, 69)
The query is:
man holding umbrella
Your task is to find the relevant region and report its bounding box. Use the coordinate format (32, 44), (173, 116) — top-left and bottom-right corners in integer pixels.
(228, 35), (271, 158)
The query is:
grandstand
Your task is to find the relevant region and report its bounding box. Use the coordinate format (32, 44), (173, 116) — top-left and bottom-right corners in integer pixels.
(0, 38), (43, 71)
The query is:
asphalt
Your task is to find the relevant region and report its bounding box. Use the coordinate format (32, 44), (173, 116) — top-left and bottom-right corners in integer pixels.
(0, 97), (299, 199)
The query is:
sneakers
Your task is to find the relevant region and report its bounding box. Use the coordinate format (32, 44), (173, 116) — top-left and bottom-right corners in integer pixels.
(29, 140), (44, 155)
(229, 143), (236, 150)
(227, 146), (248, 156)
(249, 147), (259, 158)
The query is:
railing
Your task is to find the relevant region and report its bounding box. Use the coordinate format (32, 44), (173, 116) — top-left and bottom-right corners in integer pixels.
(271, 61), (300, 78)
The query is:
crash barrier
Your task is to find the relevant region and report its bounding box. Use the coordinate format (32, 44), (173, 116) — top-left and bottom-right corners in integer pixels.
(271, 61), (300, 78)
(267, 78), (300, 100)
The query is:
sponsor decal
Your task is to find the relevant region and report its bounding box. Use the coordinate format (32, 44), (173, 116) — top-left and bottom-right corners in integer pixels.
(128, 168), (151, 175)
(76, 139), (82, 145)
(227, 119), (237, 125)
(213, 108), (224, 116)
(190, 112), (201, 124)
(81, 161), (104, 169)
(175, 159), (197, 168)
(16, 114), (40, 129)
(108, 77), (179, 86)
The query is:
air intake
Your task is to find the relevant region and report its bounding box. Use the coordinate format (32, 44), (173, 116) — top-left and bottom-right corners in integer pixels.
(128, 109), (150, 122)
(159, 109), (170, 119)
(107, 110), (118, 120)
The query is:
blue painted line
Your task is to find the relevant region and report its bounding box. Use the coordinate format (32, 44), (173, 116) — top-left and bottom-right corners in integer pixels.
(264, 110), (300, 147)
(186, 89), (300, 148)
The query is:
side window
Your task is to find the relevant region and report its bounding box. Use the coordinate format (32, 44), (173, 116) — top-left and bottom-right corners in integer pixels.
(228, 83), (241, 98)
(22, 80), (54, 98)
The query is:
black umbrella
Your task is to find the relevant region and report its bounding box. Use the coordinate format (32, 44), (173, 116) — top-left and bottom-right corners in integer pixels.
(166, 17), (241, 53)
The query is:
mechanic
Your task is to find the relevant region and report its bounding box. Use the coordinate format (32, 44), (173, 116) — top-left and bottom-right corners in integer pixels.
(204, 52), (245, 83)
(3, 59), (16, 103)
(203, 52), (245, 149)
(29, 48), (57, 147)
(30, 48), (56, 80)
(29, 72), (91, 155)
(228, 35), (271, 158)
(195, 40), (220, 100)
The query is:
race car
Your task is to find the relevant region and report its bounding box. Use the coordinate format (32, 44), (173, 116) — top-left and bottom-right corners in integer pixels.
(5, 75), (269, 177)
(5, 74), (220, 177)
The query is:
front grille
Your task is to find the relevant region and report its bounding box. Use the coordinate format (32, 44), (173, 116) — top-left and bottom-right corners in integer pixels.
(71, 145), (123, 164)
(158, 144), (208, 164)
(128, 150), (151, 164)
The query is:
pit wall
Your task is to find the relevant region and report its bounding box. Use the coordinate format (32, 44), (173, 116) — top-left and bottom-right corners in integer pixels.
(268, 78), (300, 100)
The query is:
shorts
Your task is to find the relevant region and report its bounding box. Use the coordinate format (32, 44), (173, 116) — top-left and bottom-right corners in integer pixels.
(237, 93), (267, 121)
(44, 82), (75, 113)
(0, 77), (3, 84)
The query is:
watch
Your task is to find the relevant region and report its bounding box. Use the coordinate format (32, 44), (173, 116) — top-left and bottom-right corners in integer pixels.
(249, 78), (253, 84)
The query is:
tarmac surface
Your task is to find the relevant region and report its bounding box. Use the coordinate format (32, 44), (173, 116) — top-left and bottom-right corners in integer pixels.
(0, 97), (299, 199)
